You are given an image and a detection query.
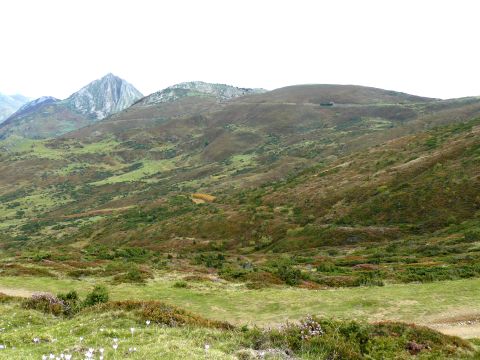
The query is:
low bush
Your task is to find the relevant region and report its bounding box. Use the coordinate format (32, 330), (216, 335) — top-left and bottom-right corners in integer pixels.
(83, 285), (109, 307)
(23, 293), (67, 316)
(464, 230), (480, 243)
(276, 264), (302, 286)
(24, 286), (110, 316)
(57, 290), (81, 316)
(173, 281), (188, 288)
(242, 317), (472, 359)
(112, 267), (153, 284)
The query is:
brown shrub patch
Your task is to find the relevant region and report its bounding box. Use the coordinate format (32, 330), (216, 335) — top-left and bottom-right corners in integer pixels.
(0, 264), (56, 277)
(92, 300), (234, 330)
(183, 274), (213, 282)
(353, 263), (379, 270)
(244, 271), (283, 285)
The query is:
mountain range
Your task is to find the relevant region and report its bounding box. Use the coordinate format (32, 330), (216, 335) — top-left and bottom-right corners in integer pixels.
(0, 93), (30, 123)
(0, 73), (143, 139)
(0, 76), (273, 140)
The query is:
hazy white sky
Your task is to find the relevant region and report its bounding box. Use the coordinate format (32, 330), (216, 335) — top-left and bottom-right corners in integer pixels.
(1, 0), (479, 99)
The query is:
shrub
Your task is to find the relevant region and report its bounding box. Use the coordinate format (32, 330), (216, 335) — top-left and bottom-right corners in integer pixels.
(316, 261), (338, 273)
(57, 290), (81, 316)
(242, 317), (472, 359)
(173, 281), (188, 288)
(464, 230), (480, 242)
(67, 269), (97, 279)
(276, 264), (302, 286)
(23, 293), (66, 316)
(219, 266), (250, 281)
(83, 286), (109, 307)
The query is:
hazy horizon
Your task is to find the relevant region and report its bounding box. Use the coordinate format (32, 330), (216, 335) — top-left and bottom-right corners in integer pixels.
(1, 0), (479, 100)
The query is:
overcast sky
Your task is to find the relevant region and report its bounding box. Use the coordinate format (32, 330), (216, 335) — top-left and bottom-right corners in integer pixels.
(1, 0), (479, 99)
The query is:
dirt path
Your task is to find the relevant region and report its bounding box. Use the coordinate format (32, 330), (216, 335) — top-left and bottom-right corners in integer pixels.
(0, 286), (36, 298)
(426, 313), (480, 339)
(430, 324), (480, 339)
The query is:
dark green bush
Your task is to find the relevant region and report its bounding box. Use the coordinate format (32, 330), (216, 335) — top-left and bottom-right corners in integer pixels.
(57, 290), (80, 316)
(276, 264), (302, 286)
(83, 286), (109, 307)
(464, 230), (480, 242)
(173, 281), (188, 288)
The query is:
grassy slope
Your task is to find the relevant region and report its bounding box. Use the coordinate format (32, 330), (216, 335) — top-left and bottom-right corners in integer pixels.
(0, 275), (479, 327)
(0, 110), (478, 295)
(1, 300), (476, 360)
(0, 89), (479, 244)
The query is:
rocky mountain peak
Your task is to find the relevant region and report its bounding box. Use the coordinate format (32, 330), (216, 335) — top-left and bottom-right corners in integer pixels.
(140, 81), (266, 105)
(66, 73), (143, 119)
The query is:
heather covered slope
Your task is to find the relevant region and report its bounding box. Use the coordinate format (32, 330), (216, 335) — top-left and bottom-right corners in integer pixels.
(0, 85), (479, 289)
(0, 116), (479, 289)
(1, 86), (480, 358)
(63, 117), (479, 250)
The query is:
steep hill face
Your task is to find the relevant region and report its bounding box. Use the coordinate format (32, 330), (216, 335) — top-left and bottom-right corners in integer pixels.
(0, 93), (30, 123)
(0, 74), (143, 139)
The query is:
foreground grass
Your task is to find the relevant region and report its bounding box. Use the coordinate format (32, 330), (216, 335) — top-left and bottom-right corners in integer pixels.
(1, 275), (479, 326)
(0, 297), (477, 360)
(0, 302), (238, 359)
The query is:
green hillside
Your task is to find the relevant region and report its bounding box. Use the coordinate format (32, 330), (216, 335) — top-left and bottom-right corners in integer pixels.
(0, 83), (477, 289)
(1, 85), (480, 359)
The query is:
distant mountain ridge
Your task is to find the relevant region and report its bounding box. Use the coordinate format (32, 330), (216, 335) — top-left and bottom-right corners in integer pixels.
(2, 96), (59, 125)
(0, 74), (143, 139)
(139, 81), (266, 105)
(0, 93), (30, 123)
